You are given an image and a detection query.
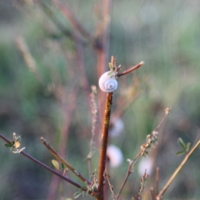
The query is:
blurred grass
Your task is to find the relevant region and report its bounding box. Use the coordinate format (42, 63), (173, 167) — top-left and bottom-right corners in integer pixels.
(0, 0), (200, 199)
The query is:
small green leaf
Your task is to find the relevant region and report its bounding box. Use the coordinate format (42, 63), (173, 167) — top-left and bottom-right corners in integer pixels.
(52, 159), (60, 170)
(61, 163), (65, 170)
(176, 150), (186, 156)
(73, 190), (84, 199)
(186, 142), (191, 152)
(61, 163), (68, 171)
(4, 142), (14, 148)
(108, 62), (113, 70)
(178, 138), (186, 150)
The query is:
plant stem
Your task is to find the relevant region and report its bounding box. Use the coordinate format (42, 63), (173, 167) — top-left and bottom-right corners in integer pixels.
(40, 137), (90, 185)
(53, 0), (91, 39)
(156, 139), (200, 199)
(0, 134), (86, 191)
(116, 152), (142, 200)
(97, 0), (112, 128)
(155, 167), (160, 196)
(116, 108), (170, 199)
(97, 92), (113, 200)
(117, 61), (144, 77)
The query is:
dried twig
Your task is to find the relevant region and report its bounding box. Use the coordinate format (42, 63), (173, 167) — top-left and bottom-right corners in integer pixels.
(15, 36), (43, 82)
(40, 137), (90, 185)
(151, 187), (156, 200)
(155, 167), (160, 197)
(133, 170), (149, 200)
(47, 67), (78, 200)
(0, 134), (86, 191)
(104, 171), (116, 200)
(116, 154), (142, 200)
(117, 61), (144, 77)
(75, 38), (91, 111)
(87, 86), (98, 180)
(116, 108), (170, 200)
(156, 139), (200, 199)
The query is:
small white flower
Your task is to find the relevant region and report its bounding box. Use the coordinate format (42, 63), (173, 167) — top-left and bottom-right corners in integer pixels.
(109, 118), (124, 138)
(107, 145), (123, 168)
(138, 157), (153, 176)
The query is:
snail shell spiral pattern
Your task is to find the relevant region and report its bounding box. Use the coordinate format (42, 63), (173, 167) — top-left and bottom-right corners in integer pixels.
(98, 71), (118, 92)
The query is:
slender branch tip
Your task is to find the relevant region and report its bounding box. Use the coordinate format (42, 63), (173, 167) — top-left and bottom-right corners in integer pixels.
(140, 61), (145, 65)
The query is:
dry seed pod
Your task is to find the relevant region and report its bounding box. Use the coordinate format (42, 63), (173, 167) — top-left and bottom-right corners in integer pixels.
(98, 71), (118, 92)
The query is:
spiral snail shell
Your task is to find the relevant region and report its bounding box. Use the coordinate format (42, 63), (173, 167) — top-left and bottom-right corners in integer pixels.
(98, 71), (118, 92)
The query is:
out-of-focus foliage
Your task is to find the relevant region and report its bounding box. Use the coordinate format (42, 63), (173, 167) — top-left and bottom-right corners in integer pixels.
(0, 0), (200, 199)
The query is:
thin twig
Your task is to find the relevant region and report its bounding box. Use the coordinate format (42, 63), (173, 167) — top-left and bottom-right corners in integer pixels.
(117, 61), (144, 77)
(15, 36), (43, 82)
(88, 86), (98, 180)
(116, 108), (170, 200)
(0, 134), (86, 191)
(53, 0), (91, 39)
(156, 139), (200, 199)
(155, 167), (159, 196)
(155, 108), (171, 131)
(40, 137), (90, 185)
(97, 92), (113, 200)
(75, 37), (91, 112)
(104, 171), (116, 200)
(133, 169), (149, 200)
(112, 77), (139, 119)
(116, 153), (142, 200)
(47, 70), (78, 199)
(151, 187), (155, 200)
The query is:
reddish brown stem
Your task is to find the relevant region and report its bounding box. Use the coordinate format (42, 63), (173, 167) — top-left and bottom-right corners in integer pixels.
(97, 0), (112, 132)
(97, 92), (113, 200)
(117, 61), (144, 77)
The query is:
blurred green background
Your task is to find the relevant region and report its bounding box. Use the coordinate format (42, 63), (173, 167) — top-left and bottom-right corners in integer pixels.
(0, 0), (200, 199)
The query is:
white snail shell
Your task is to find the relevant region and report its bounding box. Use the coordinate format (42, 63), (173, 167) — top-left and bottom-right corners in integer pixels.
(98, 71), (118, 92)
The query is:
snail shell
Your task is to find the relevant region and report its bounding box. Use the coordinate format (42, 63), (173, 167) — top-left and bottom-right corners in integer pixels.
(98, 71), (118, 92)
